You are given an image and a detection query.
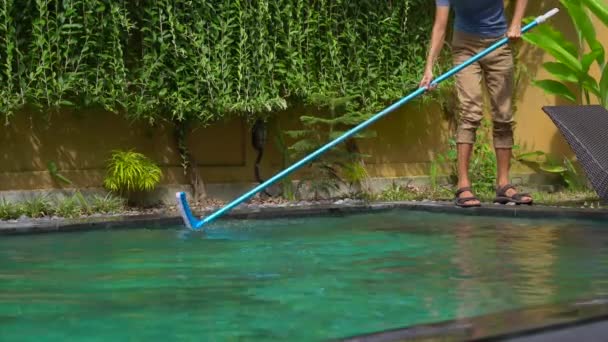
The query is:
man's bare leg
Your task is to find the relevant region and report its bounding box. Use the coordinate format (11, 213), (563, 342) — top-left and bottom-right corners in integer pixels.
(496, 148), (532, 201)
(457, 143), (481, 205)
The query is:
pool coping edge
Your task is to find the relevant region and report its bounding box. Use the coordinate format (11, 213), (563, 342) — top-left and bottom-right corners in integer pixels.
(338, 296), (608, 342)
(1, 200), (607, 235)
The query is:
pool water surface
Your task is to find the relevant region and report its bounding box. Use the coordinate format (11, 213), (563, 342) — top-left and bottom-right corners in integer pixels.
(1, 210), (607, 340)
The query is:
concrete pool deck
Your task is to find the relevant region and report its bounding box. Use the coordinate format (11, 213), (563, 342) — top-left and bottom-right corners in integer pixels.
(1, 199), (607, 235)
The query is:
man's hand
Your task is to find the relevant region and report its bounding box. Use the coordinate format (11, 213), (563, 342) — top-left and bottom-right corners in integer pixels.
(419, 68), (437, 90)
(420, 5), (449, 91)
(508, 0), (528, 40)
(507, 23), (522, 40)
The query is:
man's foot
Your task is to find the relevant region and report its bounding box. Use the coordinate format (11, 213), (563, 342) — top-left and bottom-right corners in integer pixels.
(494, 184), (533, 205)
(454, 187), (481, 208)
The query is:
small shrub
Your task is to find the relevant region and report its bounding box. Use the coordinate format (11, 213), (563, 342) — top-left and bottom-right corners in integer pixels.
(284, 95), (372, 200)
(21, 196), (53, 218)
(523, 1), (608, 108)
(0, 198), (23, 220)
(90, 193), (126, 214)
(104, 150), (163, 195)
(342, 161), (370, 195)
(73, 191), (93, 215)
(47, 161), (73, 185)
(516, 150), (590, 191)
(53, 195), (83, 219)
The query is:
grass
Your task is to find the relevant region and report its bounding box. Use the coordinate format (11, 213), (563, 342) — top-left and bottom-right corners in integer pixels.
(0, 198), (21, 220)
(368, 182), (603, 208)
(363, 183), (454, 202)
(527, 189), (602, 207)
(54, 195), (84, 219)
(0, 185), (604, 222)
(21, 196), (54, 218)
(90, 193), (127, 214)
(0, 192), (126, 221)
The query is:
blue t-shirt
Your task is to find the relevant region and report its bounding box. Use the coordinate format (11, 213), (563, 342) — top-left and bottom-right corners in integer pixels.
(436, 0), (507, 37)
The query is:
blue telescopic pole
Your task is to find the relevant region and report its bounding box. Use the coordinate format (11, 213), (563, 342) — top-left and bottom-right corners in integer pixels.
(176, 8), (559, 230)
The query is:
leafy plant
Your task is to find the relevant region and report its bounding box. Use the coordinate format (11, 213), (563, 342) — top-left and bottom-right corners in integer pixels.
(53, 195), (83, 218)
(432, 138), (458, 188)
(89, 193), (125, 214)
(516, 150), (589, 190)
(1, 192), (126, 220)
(581, 0), (608, 26)
(523, 0), (607, 107)
(284, 94), (372, 200)
(21, 195), (54, 218)
(46, 192), (126, 217)
(103, 150), (162, 195)
(341, 159), (370, 194)
(271, 117), (296, 201)
(47, 161), (73, 185)
(0, 198), (23, 220)
(72, 191), (93, 215)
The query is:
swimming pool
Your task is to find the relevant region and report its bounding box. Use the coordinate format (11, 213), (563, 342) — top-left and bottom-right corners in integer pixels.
(1, 209), (607, 341)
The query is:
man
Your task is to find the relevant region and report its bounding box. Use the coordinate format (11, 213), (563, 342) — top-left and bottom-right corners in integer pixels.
(420, 0), (533, 207)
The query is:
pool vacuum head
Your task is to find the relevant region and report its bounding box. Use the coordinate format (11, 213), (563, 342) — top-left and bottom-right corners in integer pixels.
(176, 192), (202, 230)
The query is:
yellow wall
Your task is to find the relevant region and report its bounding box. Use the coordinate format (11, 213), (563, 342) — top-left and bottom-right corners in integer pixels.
(0, 109), (284, 191)
(0, 0), (606, 193)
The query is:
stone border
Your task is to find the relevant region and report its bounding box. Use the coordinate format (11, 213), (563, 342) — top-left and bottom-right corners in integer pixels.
(1, 200), (607, 235)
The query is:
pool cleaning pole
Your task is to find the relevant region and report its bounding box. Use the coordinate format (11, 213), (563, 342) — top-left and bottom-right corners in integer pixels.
(176, 8), (560, 230)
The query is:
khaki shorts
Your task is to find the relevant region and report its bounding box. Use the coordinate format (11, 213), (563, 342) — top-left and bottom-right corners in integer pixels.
(452, 30), (515, 149)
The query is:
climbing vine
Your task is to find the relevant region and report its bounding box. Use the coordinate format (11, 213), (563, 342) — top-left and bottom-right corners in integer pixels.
(0, 0), (444, 122)
(0, 0), (448, 197)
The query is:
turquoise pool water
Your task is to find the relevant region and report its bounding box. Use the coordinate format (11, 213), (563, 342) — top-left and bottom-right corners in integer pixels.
(1, 210), (607, 341)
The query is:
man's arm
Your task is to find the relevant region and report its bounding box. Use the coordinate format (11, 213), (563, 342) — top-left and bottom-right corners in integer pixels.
(507, 0), (528, 39)
(420, 3), (450, 89)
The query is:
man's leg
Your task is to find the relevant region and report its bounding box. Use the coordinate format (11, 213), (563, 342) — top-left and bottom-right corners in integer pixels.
(495, 147), (532, 202)
(452, 32), (485, 205)
(496, 148), (512, 186)
(457, 143), (474, 190)
(482, 41), (532, 202)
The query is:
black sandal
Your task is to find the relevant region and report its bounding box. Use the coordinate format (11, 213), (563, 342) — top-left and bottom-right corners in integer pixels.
(494, 184), (533, 205)
(454, 187), (481, 208)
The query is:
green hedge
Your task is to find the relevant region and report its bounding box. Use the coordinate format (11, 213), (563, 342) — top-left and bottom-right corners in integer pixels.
(0, 0), (442, 125)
